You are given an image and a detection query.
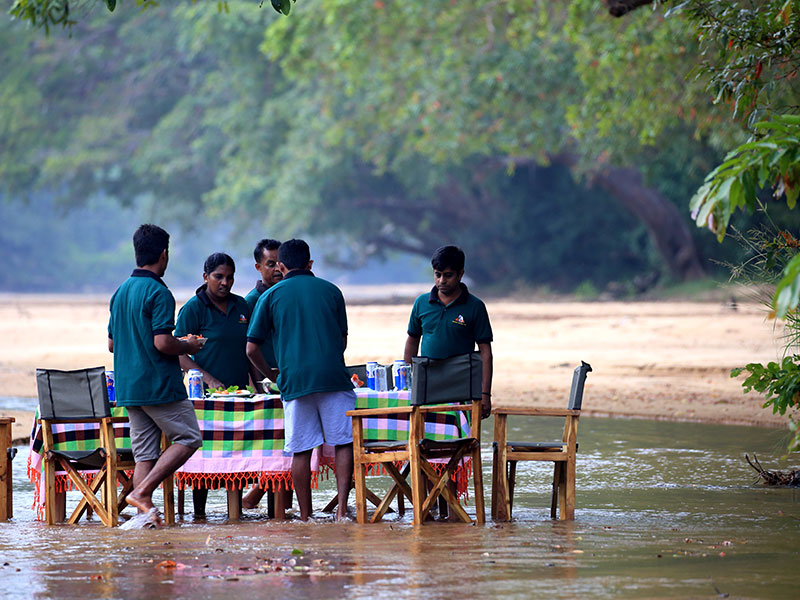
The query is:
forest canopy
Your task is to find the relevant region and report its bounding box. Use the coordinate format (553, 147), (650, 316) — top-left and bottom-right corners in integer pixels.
(1, 1), (797, 297)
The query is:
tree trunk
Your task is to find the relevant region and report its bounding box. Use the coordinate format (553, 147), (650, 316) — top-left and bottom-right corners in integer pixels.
(591, 166), (706, 280)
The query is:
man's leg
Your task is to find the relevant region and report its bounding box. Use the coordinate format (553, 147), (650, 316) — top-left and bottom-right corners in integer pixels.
(334, 443), (353, 521)
(126, 399), (202, 516)
(291, 450), (313, 521)
(131, 460), (156, 512)
(242, 484), (266, 510)
(126, 443), (196, 513)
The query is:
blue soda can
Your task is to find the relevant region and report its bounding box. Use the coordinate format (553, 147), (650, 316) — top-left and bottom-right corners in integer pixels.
(188, 369), (204, 399)
(105, 370), (115, 403)
(366, 361), (378, 390)
(393, 360), (407, 391)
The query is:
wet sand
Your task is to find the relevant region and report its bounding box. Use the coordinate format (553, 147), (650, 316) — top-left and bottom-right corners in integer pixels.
(0, 293), (790, 443)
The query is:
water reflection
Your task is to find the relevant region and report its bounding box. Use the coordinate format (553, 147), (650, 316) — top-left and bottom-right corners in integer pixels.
(1, 417), (798, 599)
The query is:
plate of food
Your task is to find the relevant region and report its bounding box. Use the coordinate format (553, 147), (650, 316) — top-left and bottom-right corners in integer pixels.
(208, 386), (255, 398)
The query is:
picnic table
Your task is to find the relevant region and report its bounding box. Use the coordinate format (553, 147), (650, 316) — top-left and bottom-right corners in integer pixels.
(27, 388), (472, 521)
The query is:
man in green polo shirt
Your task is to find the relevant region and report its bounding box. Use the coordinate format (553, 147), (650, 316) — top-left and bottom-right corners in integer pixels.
(246, 239), (355, 521)
(404, 245), (494, 419)
(244, 238), (282, 376)
(108, 224), (205, 527)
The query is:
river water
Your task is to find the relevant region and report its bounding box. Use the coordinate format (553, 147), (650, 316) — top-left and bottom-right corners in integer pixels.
(1, 416), (798, 599)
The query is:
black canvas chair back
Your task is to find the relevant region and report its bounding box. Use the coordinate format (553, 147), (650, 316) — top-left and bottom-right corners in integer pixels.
(567, 361), (592, 410)
(36, 367), (111, 421)
(346, 364), (368, 384)
(410, 352), (482, 406)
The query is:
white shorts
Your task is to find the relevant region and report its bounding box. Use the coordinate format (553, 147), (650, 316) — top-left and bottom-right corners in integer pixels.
(283, 389), (356, 454)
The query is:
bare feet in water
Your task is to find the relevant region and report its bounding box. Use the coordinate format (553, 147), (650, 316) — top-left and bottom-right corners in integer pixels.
(125, 490), (155, 514)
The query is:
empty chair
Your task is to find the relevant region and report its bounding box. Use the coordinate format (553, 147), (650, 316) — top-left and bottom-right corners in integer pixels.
(36, 366), (137, 526)
(492, 361), (591, 521)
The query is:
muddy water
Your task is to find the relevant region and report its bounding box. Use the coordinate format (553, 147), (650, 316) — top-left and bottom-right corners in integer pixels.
(1, 417), (798, 599)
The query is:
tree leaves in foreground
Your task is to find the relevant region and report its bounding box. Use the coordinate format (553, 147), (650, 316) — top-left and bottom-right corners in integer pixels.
(677, 0), (800, 318)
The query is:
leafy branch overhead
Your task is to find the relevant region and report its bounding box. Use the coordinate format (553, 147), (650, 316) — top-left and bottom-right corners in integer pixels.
(7, 0), (296, 32)
(673, 0), (800, 318)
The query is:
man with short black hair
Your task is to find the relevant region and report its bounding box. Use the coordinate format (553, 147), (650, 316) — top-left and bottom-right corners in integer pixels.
(108, 224), (205, 527)
(404, 245), (493, 418)
(244, 238), (282, 381)
(246, 239), (355, 521)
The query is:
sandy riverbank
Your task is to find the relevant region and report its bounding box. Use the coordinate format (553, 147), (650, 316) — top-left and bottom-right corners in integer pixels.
(0, 294), (791, 444)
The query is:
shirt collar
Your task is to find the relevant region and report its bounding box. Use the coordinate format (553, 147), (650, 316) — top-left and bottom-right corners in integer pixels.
(131, 268), (167, 287)
(256, 280), (270, 294)
(284, 270), (315, 280)
(428, 282), (470, 306)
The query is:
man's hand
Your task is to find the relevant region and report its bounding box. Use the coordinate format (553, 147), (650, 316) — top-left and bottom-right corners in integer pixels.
(481, 395), (492, 420)
(182, 335), (206, 355)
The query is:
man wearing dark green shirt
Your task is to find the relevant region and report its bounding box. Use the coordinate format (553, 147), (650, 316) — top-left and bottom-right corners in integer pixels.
(404, 245), (494, 419)
(108, 224), (204, 526)
(243, 238), (282, 375)
(246, 239), (355, 521)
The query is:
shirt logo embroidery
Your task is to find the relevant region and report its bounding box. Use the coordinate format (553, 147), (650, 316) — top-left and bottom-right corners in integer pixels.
(452, 314), (466, 326)
(239, 314), (248, 323)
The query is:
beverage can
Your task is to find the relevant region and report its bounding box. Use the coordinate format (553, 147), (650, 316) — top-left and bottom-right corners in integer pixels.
(393, 360), (407, 391)
(188, 369), (204, 399)
(105, 370), (115, 403)
(366, 361), (378, 390)
(375, 365), (388, 392)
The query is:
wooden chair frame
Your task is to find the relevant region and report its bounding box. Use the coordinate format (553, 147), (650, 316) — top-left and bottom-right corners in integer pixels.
(491, 407), (580, 521)
(491, 362), (590, 522)
(0, 417), (15, 522)
(40, 420), (177, 527)
(348, 400), (485, 525)
(40, 415), (133, 526)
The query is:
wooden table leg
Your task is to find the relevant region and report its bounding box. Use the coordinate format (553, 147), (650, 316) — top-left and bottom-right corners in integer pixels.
(54, 489), (66, 523)
(177, 488), (185, 516)
(227, 488), (242, 521)
(193, 488), (208, 517)
(273, 482), (289, 520)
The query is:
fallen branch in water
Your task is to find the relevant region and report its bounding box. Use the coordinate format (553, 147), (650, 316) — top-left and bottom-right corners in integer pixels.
(745, 454), (800, 487)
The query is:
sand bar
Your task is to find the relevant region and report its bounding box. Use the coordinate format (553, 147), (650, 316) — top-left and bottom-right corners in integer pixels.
(0, 294), (790, 443)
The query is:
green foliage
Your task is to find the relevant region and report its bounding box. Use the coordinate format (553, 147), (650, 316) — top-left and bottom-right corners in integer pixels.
(690, 113), (800, 242)
(672, 1), (800, 317)
(732, 356), (800, 451)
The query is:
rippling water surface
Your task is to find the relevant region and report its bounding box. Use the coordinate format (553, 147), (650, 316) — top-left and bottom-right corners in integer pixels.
(1, 417), (798, 599)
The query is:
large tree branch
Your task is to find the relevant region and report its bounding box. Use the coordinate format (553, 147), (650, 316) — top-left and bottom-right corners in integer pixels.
(604, 0), (655, 17)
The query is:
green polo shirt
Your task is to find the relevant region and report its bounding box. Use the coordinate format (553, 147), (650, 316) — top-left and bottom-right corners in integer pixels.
(407, 283), (493, 359)
(247, 270), (352, 402)
(244, 280), (277, 368)
(175, 285), (252, 388)
(107, 269), (186, 407)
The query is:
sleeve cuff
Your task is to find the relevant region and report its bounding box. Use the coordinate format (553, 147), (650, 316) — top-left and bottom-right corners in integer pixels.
(247, 336), (264, 345)
(153, 328), (173, 336)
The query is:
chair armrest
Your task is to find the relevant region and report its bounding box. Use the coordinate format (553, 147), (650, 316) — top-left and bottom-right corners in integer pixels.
(417, 404), (474, 413)
(346, 406), (414, 417)
(107, 417), (130, 423)
(492, 407), (581, 417)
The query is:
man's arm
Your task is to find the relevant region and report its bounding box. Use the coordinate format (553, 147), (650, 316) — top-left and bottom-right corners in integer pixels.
(403, 335), (421, 365)
(178, 355), (225, 390)
(478, 341), (493, 419)
(108, 336), (113, 353)
(247, 341), (279, 383)
(154, 333), (203, 356)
